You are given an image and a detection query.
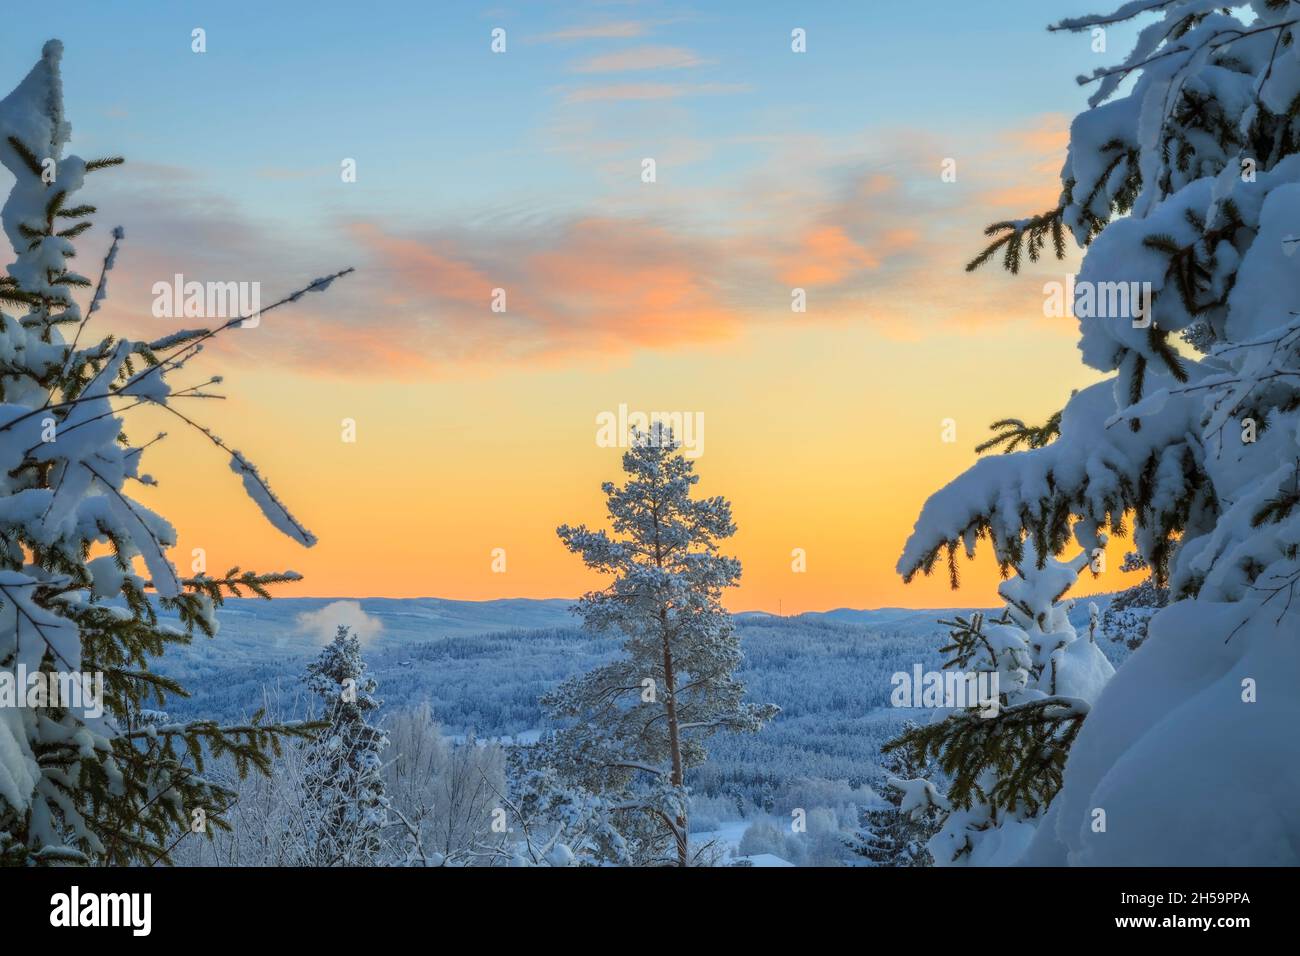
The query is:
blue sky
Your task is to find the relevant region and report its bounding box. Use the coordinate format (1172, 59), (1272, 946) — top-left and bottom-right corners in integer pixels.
(4, 0), (1134, 230)
(0, 1), (1148, 388)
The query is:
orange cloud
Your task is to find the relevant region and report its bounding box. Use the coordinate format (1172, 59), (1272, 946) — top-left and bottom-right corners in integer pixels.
(769, 175), (923, 289)
(531, 220), (740, 344)
(858, 173), (898, 198)
(780, 226), (878, 285)
(991, 113), (1071, 179)
(333, 217), (743, 366)
(971, 115), (1070, 212)
(1010, 114), (1071, 155)
(349, 223), (496, 308)
(975, 182), (1064, 213)
(86, 114), (1078, 379)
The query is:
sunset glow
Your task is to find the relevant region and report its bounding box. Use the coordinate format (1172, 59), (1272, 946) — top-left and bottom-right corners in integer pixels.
(4, 0), (1147, 611)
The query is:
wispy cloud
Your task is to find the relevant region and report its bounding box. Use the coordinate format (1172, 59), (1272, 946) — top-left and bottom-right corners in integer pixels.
(971, 112), (1070, 211)
(81, 115), (1075, 378)
(253, 165), (339, 181)
(344, 215), (744, 362)
(563, 81), (746, 103)
(536, 20), (653, 42)
(570, 45), (707, 73)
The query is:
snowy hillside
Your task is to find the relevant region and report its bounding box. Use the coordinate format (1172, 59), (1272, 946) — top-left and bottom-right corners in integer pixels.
(153, 595), (1130, 816)
(165, 596), (578, 663)
(172, 593), (1112, 663)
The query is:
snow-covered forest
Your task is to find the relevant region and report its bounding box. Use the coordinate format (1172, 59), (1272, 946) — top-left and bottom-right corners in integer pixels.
(2, 0), (1299, 875)
(153, 597), (1133, 866)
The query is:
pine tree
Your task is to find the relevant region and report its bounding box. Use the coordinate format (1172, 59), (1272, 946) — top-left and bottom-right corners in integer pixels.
(1101, 552), (1168, 650)
(847, 725), (942, 867)
(899, 1), (1300, 862)
(293, 626), (388, 867)
(539, 424), (778, 866)
(887, 541), (1113, 865)
(0, 41), (344, 865)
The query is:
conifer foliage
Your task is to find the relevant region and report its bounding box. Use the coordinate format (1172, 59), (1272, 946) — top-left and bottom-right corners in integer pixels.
(900, 0), (1300, 863)
(847, 724), (942, 867)
(293, 626), (389, 867)
(0, 41), (343, 865)
(540, 424), (777, 866)
(1100, 551), (1168, 649)
(887, 541), (1113, 865)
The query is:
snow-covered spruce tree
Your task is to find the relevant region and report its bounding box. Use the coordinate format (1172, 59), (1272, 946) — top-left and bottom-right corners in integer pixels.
(982, 415), (1168, 648)
(1100, 551), (1168, 649)
(0, 41), (344, 865)
(292, 626), (388, 866)
(846, 723), (943, 867)
(888, 541), (1113, 865)
(540, 424), (777, 866)
(900, 0), (1300, 863)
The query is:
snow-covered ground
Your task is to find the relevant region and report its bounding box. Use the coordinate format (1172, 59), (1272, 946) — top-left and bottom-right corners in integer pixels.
(691, 819), (751, 857)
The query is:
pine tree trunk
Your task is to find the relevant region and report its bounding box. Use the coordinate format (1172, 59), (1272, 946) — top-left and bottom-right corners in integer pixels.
(650, 495), (688, 868)
(660, 622), (688, 867)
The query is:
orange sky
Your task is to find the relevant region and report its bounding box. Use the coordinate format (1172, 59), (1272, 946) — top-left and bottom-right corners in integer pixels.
(128, 307), (1144, 613)
(92, 109), (1127, 614)
(97, 109), (1147, 613)
(13, 5), (1150, 613)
